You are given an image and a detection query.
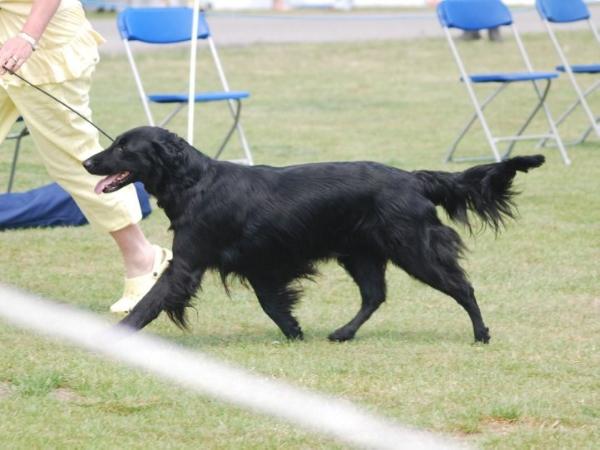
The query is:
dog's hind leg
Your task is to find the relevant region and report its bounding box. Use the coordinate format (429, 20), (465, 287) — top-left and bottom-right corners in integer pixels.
(249, 277), (304, 340)
(391, 224), (490, 344)
(329, 255), (387, 342)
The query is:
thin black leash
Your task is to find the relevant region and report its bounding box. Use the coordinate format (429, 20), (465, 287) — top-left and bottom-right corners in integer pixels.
(8, 70), (115, 142)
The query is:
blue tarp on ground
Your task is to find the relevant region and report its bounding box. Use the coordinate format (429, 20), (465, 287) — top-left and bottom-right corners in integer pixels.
(0, 182), (152, 230)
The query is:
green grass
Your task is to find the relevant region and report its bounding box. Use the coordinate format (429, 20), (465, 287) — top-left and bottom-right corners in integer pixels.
(1, 30), (599, 449)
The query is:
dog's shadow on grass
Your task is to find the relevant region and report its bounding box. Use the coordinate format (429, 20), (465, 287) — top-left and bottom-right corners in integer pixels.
(314, 328), (470, 346)
(170, 331), (291, 348)
(161, 327), (469, 349)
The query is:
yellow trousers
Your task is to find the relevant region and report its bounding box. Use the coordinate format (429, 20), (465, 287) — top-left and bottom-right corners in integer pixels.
(0, 68), (142, 232)
(0, 3), (141, 232)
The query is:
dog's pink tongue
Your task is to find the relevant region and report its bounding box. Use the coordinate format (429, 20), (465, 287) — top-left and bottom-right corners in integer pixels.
(94, 174), (119, 195)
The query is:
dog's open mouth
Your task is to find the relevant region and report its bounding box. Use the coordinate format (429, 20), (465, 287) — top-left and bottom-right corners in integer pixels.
(94, 171), (133, 194)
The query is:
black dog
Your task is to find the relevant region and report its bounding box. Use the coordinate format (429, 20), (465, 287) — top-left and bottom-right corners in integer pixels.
(83, 126), (544, 343)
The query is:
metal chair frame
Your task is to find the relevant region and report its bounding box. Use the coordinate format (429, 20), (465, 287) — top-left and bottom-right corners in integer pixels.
(439, 0), (570, 165)
(536, 0), (600, 147)
(119, 8), (253, 165)
(5, 119), (29, 193)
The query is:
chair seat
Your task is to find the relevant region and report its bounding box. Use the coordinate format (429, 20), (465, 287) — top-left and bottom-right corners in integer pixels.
(556, 64), (600, 74)
(466, 72), (559, 83)
(148, 91), (250, 104)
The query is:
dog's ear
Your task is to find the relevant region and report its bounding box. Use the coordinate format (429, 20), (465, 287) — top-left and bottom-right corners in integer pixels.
(153, 134), (189, 169)
(151, 133), (200, 189)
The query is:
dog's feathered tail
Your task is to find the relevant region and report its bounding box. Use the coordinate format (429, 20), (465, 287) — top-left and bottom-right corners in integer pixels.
(414, 155), (545, 232)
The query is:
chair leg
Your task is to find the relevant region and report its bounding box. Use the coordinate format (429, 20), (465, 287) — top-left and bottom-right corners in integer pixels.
(159, 99), (251, 164)
(503, 80), (552, 158)
(158, 104), (186, 128)
(445, 84), (507, 163)
(236, 120), (253, 166)
(228, 99), (253, 165)
(566, 76), (600, 139)
(537, 97), (582, 149)
(214, 100), (242, 160)
(533, 80), (571, 165)
(575, 117), (599, 145)
(538, 79), (600, 148)
(7, 127), (28, 193)
(214, 100), (253, 165)
(543, 20), (600, 140)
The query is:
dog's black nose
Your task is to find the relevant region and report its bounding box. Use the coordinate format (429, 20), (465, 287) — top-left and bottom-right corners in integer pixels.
(82, 158), (94, 171)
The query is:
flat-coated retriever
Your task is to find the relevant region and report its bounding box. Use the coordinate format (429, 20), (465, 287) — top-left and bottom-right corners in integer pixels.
(83, 126), (544, 343)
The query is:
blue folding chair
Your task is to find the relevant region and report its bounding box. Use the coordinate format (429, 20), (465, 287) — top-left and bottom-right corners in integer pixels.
(437, 0), (570, 165)
(118, 7), (253, 165)
(536, 0), (600, 146)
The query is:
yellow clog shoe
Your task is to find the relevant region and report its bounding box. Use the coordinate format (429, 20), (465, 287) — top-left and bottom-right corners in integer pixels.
(110, 245), (173, 314)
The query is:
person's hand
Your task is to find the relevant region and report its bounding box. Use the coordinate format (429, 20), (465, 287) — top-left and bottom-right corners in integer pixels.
(0, 35), (35, 75)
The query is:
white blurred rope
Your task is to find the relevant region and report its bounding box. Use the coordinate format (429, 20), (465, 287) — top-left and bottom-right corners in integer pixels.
(0, 283), (465, 450)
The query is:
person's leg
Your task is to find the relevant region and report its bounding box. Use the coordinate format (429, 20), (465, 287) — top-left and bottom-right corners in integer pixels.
(460, 30), (481, 41)
(7, 69), (169, 312)
(109, 223), (172, 313)
(488, 27), (502, 42)
(111, 223), (155, 278)
(0, 85), (21, 162)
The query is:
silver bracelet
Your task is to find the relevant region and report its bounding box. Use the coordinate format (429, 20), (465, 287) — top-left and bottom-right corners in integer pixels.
(18, 32), (37, 51)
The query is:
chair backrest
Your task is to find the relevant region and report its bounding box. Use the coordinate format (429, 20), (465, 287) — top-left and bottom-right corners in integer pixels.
(536, 0), (590, 24)
(117, 6), (237, 145)
(437, 0), (513, 31)
(118, 7), (210, 43)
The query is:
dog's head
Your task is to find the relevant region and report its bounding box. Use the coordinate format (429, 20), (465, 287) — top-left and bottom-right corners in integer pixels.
(83, 126), (194, 196)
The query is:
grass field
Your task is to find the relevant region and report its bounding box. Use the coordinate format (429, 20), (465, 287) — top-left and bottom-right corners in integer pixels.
(1, 27), (599, 449)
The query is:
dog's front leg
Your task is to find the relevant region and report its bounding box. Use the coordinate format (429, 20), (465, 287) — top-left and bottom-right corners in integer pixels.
(119, 257), (205, 331)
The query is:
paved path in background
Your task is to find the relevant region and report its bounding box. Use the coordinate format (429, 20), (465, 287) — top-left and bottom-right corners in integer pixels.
(92, 5), (599, 54)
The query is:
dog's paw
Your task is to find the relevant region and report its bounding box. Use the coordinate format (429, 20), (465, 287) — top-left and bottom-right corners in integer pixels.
(474, 327), (491, 344)
(328, 328), (356, 342)
(284, 328), (304, 341)
(118, 313), (144, 331)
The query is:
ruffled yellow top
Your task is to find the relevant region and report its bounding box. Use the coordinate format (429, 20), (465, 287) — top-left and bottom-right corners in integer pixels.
(0, 0), (104, 87)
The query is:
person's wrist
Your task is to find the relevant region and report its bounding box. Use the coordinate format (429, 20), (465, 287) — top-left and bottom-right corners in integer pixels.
(17, 32), (37, 51)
